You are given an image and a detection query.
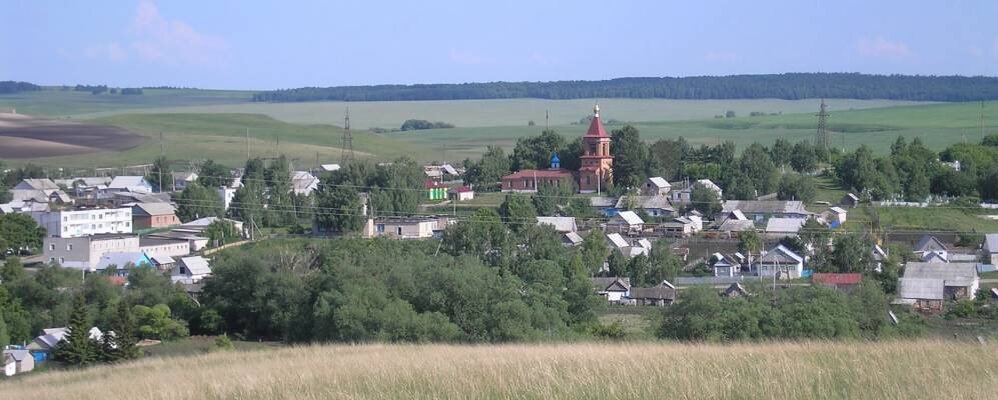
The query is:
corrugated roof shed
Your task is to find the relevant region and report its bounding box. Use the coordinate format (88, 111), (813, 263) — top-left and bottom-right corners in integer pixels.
(899, 278), (944, 300)
(536, 216), (577, 233)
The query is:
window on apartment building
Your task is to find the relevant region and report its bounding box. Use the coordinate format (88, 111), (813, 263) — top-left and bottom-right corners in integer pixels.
(396, 227), (402, 236)
(49, 244), (55, 251)
(67, 244), (73, 251)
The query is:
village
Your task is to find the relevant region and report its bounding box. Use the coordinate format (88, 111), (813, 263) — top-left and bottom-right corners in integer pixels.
(2, 105), (998, 376)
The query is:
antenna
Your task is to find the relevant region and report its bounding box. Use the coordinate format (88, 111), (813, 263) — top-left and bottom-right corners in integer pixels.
(341, 106), (354, 164)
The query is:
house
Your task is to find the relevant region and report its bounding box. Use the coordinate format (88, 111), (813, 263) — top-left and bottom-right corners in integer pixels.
(659, 217), (696, 237)
(764, 217), (807, 237)
(290, 171), (320, 196)
(591, 277), (630, 303)
(589, 196), (618, 216)
(178, 216), (244, 234)
(43, 234), (140, 271)
(670, 179), (722, 204)
(149, 255), (177, 271)
(607, 210), (644, 234)
(812, 273), (863, 293)
(218, 186), (237, 211)
(170, 171), (198, 191)
(841, 193), (860, 208)
(606, 233), (630, 253)
(501, 169), (575, 193)
(108, 176), (153, 193)
(721, 200), (811, 226)
(109, 191), (171, 207)
(711, 252), (745, 277)
(31, 207), (132, 238)
(27, 327), (103, 356)
(920, 250), (949, 263)
(983, 234), (998, 265)
(614, 195), (674, 217)
(721, 282), (749, 298)
(319, 164), (341, 173)
(563, 232), (584, 247)
(628, 280), (677, 306)
(536, 216), (577, 233)
(827, 206), (847, 226)
(2, 349), (33, 375)
(898, 262), (979, 313)
(94, 251), (155, 275)
(131, 202), (180, 229)
(48, 190), (73, 205)
(171, 256), (211, 284)
(363, 216), (450, 239)
(641, 177), (671, 196)
(449, 186), (474, 201)
(755, 245), (804, 279)
(14, 178), (60, 194)
(139, 236), (191, 259)
(425, 180), (447, 200)
(716, 210), (755, 234)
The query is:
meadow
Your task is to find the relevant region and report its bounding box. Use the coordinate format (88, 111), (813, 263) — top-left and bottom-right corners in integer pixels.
(1, 341), (995, 399)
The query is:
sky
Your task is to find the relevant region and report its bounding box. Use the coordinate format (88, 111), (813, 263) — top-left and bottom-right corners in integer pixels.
(3, 0), (998, 90)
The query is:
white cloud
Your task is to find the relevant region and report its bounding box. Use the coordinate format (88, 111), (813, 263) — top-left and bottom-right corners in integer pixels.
(857, 37), (910, 58)
(81, 1), (227, 67)
(704, 51), (737, 62)
(84, 42), (127, 62)
(127, 0), (227, 67)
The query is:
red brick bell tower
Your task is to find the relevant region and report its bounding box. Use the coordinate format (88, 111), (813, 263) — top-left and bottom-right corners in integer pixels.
(578, 104), (613, 193)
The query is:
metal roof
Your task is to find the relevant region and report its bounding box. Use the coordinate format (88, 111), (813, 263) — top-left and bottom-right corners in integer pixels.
(899, 278), (944, 300)
(647, 177), (670, 188)
(536, 217), (577, 233)
(606, 233), (629, 249)
(985, 234), (998, 253)
(179, 256), (211, 275)
(132, 202), (176, 216)
(903, 262), (978, 287)
(613, 211), (644, 226)
(765, 217), (806, 233)
(722, 200), (810, 215)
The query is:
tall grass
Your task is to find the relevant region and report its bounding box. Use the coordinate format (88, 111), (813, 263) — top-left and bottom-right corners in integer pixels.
(2, 341), (995, 399)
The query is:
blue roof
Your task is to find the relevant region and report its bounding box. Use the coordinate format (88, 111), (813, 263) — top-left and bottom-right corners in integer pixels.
(551, 153), (560, 163)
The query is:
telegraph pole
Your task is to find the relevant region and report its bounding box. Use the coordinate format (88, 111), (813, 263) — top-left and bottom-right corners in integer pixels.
(245, 128), (250, 160)
(158, 131), (164, 193)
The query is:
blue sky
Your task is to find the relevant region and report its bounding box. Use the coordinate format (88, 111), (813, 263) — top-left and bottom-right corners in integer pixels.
(3, 0), (997, 90)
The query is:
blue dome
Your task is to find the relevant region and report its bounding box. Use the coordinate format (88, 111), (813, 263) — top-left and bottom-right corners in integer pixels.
(551, 153), (560, 163)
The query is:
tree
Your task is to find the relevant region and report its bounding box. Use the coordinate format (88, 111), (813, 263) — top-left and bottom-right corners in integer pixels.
(690, 182), (722, 215)
(610, 125), (651, 189)
(314, 185), (364, 233)
(132, 304), (189, 341)
(510, 129), (565, 170)
(649, 137), (688, 180)
(100, 300), (140, 361)
(739, 143), (779, 195)
(790, 141), (819, 173)
(647, 241), (681, 284)
(769, 138), (793, 168)
(581, 230), (610, 275)
(227, 183), (266, 228)
(499, 194), (536, 233)
(777, 173), (817, 203)
(827, 233), (872, 273)
(0, 213), (46, 255)
(204, 219), (241, 247)
(738, 229), (762, 265)
(196, 159), (231, 188)
(0, 256), (26, 282)
(145, 156), (173, 193)
(54, 293), (98, 366)
(464, 146), (511, 190)
(442, 208), (510, 267)
(369, 157), (423, 216)
(175, 183), (221, 222)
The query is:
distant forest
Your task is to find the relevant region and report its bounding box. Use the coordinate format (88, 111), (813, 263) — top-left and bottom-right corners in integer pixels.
(0, 81), (42, 94)
(252, 73), (998, 102)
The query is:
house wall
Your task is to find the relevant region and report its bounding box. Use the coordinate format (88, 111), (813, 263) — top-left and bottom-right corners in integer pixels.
(606, 291), (626, 302)
(134, 213), (180, 229)
(140, 241), (191, 258)
(368, 220), (436, 239)
(757, 262), (803, 279)
(714, 266), (735, 277)
(4, 359), (15, 377)
(44, 236), (140, 270)
(16, 356), (34, 373)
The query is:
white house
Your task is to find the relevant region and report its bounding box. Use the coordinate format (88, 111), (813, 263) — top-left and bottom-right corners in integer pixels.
(591, 277), (630, 303)
(755, 245), (804, 279)
(449, 186), (475, 201)
(290, 171), (320, 196)
(108, 176), (153, 193)
(32, 207), (132, 238)
(670, 179), (723, 204)
(172, 256), (212, 284)
(984, 234), (998, 265)
(3, 352), (15, 377)
(2, 349), (33, 376)
(712, 252), (745, 277)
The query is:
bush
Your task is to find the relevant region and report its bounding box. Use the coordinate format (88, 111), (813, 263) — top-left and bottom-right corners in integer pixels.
(214, 334), (234, 351)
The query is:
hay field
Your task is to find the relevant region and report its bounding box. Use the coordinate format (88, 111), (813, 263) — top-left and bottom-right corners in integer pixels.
(2, 341), (995, 399)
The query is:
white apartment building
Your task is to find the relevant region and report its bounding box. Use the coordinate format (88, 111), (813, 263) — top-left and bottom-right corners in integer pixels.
(43, 234), (140, 271)
(32, 207), (132, 238)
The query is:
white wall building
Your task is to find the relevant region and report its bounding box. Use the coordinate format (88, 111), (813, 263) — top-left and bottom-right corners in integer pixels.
(43, 234), (140, 271)
(32, 207), (132, 238)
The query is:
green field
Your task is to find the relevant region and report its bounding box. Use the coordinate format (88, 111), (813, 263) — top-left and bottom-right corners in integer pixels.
(3, 88), (997, 168)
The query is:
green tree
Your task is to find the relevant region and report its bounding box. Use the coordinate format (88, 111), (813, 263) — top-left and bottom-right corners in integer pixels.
(196, 159), (231, 188)
(790, 141), (819, 173)
(0, 214), (46, 256)
(777, 173), (817, 203)
(1, 256), (27, 281)
(464, 146), (511, 190)
(739, 143), (779, 195)
(828, 233), (872, 273)
(580, 230), (610, 275)
(499, 194), (536, 233)
(54, 293), (98, 366)
(132, 304), (189, 341)
(442, 208), (510, 267)
(145, 156), (174, 193)
(649, 137), (688, 180)
(227, 183), (266, 228)
(690, 182), (722, 215)
(314, 185), (364, 233)
(610, 125), (651, 188)
(510, 129), (565, 170)
(738, 229), (762, 264)
(100, 300), (140, 361)
(648, 240), (681, 283)
(175, 183), (222, 222)
(769, 138), (793, 168)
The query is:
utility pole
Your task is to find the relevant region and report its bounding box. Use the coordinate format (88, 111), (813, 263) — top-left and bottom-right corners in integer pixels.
(341, 107), (354, 165)
(158, 131), (164, 193)
(245, 128), (250, 160)
(981, 101), (986, 142)
(545, 109), (549, 131)
(815, 99), (830, 151)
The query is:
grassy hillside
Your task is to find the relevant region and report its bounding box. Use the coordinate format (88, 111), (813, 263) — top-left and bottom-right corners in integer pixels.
(63, 98), (926, 129)
(2, 341), (995, 399)
(0, 88), (252, 117)
(12, 113), (437, 169)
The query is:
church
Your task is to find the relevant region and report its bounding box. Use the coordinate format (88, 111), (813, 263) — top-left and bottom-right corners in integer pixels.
(501, 105), (614, 193)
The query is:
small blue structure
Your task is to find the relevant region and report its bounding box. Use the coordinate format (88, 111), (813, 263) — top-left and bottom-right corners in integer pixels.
(550, 153), (561, 169)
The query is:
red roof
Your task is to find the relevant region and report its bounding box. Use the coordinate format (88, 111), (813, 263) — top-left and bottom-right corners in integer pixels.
(451, 186), (473, 193)
(812, 273), (862, 286)
(585, 115), (608, 137)
(502, 169), (574, 180)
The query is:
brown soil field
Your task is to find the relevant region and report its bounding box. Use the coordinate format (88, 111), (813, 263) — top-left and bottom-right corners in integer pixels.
(0, 113), (145, 158)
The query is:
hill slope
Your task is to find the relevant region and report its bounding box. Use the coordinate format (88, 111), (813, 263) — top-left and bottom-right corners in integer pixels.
(3, 341), (995, 399)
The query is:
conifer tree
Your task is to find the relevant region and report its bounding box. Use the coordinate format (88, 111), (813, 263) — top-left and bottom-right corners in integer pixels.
(54, 293), (98, 366)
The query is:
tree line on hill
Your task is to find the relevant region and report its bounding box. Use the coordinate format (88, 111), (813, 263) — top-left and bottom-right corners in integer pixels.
(400, 119), (455, 131)
(0, 81), (41, 94)
(251, 73), (998, 102)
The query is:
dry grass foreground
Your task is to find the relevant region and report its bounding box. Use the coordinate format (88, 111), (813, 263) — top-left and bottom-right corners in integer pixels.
(2, 341), (996, 399)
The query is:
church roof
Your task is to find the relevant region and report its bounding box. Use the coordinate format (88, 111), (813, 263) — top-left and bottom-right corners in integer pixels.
(585, 105), (609, 138)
